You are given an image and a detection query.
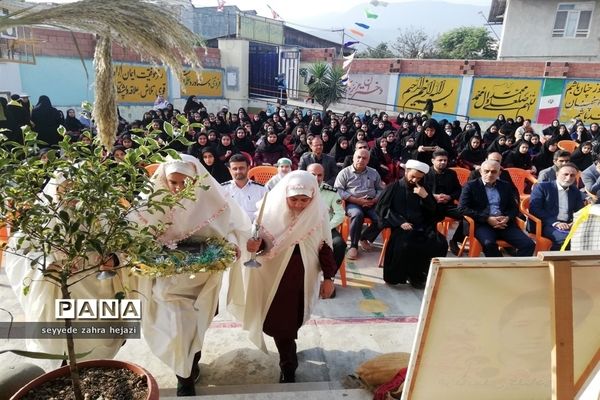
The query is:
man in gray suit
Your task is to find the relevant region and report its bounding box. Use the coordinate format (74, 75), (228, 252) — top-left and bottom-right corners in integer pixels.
(537, 150), (570, 182)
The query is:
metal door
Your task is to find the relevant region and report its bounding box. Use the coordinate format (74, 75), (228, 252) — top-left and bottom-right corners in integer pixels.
(248, 42), (279, 99)
(279, 47), (299, 99)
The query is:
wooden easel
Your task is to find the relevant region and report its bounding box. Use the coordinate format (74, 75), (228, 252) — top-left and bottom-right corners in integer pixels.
(402, 251), (600, 400)
(540, 251), (600, 400)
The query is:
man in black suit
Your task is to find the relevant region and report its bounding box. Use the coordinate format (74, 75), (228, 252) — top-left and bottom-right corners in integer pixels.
(423, 149), (464, 253)
(468, 152), (518, 201)
(458, 160), (535, 257)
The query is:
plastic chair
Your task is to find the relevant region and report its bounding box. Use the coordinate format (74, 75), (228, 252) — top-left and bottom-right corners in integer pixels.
(461, 213), (549, 257)
(504, 168), (537, 200)
(340, 216), (391, 268)
(0, 223), (8, 268)
(585, 188), (598, 204)
(145, 163), (159, 176)
(248, 166), (277, 185)
(240, 151), (255, 168)
(436, 201), (459, 238)
(449, 167), (471, 186)
(557, 140), (579, 153)
(519, 195), (553, 254)
(336, 224), (348, 288)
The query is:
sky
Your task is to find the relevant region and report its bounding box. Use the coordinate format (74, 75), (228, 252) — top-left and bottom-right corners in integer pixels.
(191, 0), (491, 21)
(25, 1), (491, 24)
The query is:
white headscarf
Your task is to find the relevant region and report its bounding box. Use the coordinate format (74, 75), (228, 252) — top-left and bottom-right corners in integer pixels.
(258, 170), (332, 258)
(135, 153), (231, 246)
(243, 170), (333, 351)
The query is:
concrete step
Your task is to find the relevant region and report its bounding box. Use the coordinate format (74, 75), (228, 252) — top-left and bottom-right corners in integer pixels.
(160, 382), (372, 399)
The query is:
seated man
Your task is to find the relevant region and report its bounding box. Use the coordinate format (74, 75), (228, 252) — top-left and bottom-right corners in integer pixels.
(307, 163), (347, 271)
(529, 163), (585, 250)
(334, 149), (384, 260)
(423, 149), (463, 253)
(537, 150), (570, 182)
(458, 160), (535, 257)
(468, 152), (518, 200)
(298, 136), (338, 185)
(376, 159), (448, 288)
(581, 155), (600, 198)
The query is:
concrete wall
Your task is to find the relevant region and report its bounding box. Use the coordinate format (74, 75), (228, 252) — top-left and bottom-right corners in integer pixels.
(19, 56), (94, 107)
(499, 0), (600, 61)
(0, 26), (225, 119)
(193, 6), (238, 40)
(0, 63), (23, 98)
(218, 39), (250, 112)
(298, 50), (600, 124)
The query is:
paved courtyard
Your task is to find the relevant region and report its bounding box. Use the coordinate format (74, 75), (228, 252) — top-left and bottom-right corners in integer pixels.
(0, 241), (421, 398)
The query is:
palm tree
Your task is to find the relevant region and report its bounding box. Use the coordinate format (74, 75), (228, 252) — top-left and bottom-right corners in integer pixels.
(0, 0), (203, 149)
(306, 61), (347, 114)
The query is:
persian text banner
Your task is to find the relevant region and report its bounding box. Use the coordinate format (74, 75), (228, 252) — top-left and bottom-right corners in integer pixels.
(180, 69), (223, 97)
(396, 76), (461, 115)
(468, 78), (541, 120)
(344, 74), (389, 107)
(114, 64), (167, 103)
(560, 80), (600, 124)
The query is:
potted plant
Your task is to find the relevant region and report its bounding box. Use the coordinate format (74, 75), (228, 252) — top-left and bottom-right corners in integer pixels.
(0, 120), (198, 399)
(0, 1), (208, 396)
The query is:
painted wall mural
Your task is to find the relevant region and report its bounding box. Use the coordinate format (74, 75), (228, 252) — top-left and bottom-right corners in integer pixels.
(396, 76), (461, 115)
(114, 64), (167, 103)
(180, 69), (223, 98)
(559, 80), (600, 123)
(469, 78), (542, 120)
(344, 73), (389, 107)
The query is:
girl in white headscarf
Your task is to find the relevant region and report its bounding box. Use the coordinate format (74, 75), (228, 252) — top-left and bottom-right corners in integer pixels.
(244, 170), (337, 383)
(135, 153), (250, 396)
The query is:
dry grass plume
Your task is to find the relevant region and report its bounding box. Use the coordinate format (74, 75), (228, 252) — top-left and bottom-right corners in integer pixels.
(0, 0), (204, 148)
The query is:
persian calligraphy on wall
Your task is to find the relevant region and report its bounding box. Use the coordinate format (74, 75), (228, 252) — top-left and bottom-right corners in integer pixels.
(468, 78), (541, 120)
(180, 69), (223, 97)
(114, 64), (167, 103)
(396, 76), (460, 115)
(344, 74), (389, 107)
(559, 80), (600, 123)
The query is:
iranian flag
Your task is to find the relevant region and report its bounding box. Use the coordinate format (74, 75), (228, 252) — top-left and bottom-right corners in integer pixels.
(537, 79), (564, 124)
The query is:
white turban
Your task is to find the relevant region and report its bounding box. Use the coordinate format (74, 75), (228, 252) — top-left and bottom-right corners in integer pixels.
(405, 159), (430, 174)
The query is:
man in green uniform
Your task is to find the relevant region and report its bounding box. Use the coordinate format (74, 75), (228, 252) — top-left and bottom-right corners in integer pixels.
(307, 163), (347, 270)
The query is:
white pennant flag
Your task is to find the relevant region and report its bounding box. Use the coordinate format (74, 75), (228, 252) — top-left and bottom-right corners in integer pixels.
(342, 53), (355, 70)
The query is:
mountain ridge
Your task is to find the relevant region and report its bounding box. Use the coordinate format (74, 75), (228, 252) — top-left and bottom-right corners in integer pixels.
(290, 1), (493, 50)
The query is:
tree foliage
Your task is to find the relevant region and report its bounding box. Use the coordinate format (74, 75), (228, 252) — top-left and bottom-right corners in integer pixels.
(391, 26), (436, 59)
(356, 42), (395, 58)
(307, 62), (347, 113)
(436, 26), (497, 60)
(351, 26), (498, 60)
(0, 117), (198, 400)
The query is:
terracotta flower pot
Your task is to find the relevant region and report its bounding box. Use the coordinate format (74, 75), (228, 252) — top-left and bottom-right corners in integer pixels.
(10, 359), (159, 400)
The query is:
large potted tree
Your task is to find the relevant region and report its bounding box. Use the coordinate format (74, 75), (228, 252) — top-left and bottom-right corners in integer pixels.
(0, 121), (200, 399)
(0, 2), (207, 396)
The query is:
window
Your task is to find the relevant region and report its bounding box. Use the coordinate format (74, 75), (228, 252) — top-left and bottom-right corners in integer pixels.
(553, 2), (594, 38)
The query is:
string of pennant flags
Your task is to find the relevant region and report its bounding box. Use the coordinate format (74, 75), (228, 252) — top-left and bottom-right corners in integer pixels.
(341, 0), (387, 86)
(216, 0), (386, 86)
